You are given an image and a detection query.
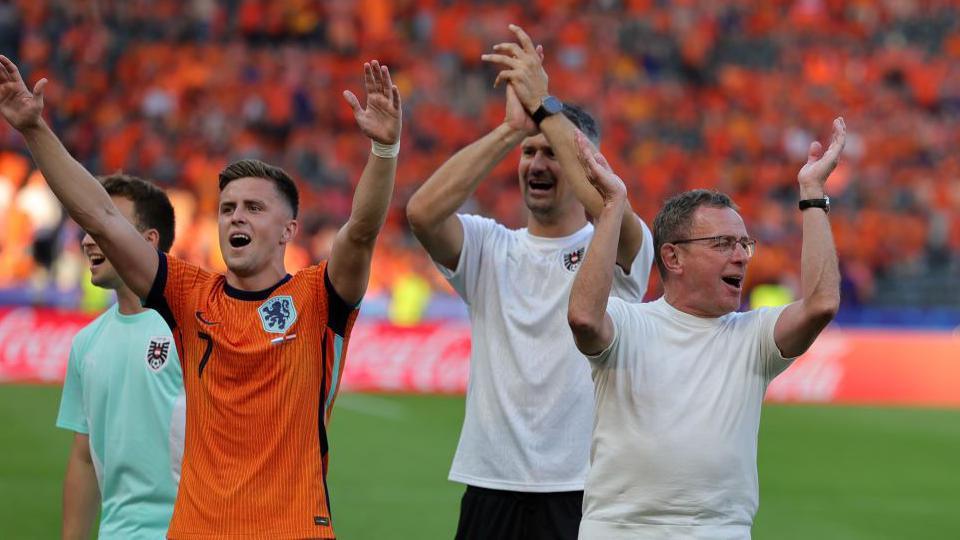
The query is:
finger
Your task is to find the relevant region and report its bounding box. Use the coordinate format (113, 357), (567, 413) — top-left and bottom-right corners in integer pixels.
(370, 60), (384, 94)
(363, 62), (376, 94)
(594, 150), (613, 172)
(481, 53), (521, 69)
(0, 55), (12, 81)
(493, 70), (519, 88)
(0, 55), (20, 83)
(806, 141), (823, 164)
(822, 120), (847, 165)
(508, 24), (536, 54)
(492, 42), (524, 58)
(391, 84), (401, 110)
(575, 132), (600, 175)
(536, 44), (544, 61)
(32, 78), (47, 97)
(342, 90), (362, 114)
(381, 65), (394, 98)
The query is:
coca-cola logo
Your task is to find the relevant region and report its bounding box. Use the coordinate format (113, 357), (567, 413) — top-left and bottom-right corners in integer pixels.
(342, 322), (472, 394)
(0, 308), (93, 382)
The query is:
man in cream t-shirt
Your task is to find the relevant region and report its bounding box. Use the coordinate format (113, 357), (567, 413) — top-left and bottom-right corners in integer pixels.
(408, 25), (654, 539)
(568, 119), (846, 538)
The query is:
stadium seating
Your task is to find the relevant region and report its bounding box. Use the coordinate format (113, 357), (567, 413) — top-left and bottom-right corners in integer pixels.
(1, 0), (959, 315)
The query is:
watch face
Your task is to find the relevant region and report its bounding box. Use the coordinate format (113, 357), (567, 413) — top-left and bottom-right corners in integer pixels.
(542, 96), (564, 115)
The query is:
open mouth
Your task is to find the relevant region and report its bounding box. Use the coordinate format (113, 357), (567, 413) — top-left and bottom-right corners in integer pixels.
(229, 233), (252, 248)
(721, 276), (743, 289)
(89, 254), (106, 268)
(528, 178), (555, 192)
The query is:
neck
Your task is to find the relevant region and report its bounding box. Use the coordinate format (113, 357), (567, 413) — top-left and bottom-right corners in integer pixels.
(115, 285), (146, 315)
(225, 260), (287, 292)
(663, 287), (707, 318)
(526, 209), (588, 238)
(663, 286), (726, 318)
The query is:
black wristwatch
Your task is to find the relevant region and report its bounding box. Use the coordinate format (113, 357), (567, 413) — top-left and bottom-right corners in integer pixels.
(799, 196), (830, 213)
(530, 95), (564, 126)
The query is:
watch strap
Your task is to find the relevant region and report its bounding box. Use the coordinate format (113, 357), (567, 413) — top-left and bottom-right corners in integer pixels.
(798, 197), (830, 213)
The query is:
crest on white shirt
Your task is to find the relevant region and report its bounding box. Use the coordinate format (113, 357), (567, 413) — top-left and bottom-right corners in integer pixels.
(563, 247), (585, 272)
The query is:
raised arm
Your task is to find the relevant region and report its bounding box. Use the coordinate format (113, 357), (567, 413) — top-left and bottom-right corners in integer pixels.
(0, 55), (157, 298)
(483, 25), (646, 272)
(406, 84), (536, 270)
(774, 117), (846, 358)
(568, 132), (627, 355)
(328, 61), (402, 306)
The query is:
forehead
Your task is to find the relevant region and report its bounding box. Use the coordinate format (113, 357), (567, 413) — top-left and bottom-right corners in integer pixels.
(219, 177), (282, 204)
(520, 133), (552, 152)
(690, 206), (747, 236)
(110, 195), (138, 224)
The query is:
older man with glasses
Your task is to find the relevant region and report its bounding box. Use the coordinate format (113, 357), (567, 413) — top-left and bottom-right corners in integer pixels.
(566, 118), (846, 539)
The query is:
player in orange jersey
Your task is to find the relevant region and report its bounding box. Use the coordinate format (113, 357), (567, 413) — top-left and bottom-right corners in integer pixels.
(0, 55), (401, 539)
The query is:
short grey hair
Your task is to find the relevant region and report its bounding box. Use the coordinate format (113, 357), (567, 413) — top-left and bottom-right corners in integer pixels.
(653, 189), (737, 278)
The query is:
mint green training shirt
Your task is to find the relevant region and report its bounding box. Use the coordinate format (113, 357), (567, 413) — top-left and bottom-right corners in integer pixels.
(57, 304), (185, 539)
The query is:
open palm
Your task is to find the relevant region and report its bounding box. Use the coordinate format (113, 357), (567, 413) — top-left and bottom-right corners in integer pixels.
(0, 55), (46, 131)
(798, 117), (846, 187)
(504, 84), (536, 135)
(343, 60), (402, 145)
(576, 131), (626, 205)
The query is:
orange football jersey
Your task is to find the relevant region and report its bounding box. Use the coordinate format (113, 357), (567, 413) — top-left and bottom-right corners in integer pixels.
(146, 252), (357, 539)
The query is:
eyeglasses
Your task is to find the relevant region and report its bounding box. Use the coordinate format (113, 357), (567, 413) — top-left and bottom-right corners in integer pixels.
(668, 235), (757, 258)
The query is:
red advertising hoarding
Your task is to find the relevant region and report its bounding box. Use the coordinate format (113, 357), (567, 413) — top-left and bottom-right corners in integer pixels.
(2, 307), (958, 406)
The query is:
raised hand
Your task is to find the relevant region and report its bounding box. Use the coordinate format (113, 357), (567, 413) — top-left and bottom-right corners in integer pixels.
(481, 24), (548, 114)
(0, 55), (47, 132)
(798, 117), (846, 189)
(504, 84), (537, 136)
(576, 131), (626, 207)
(342, 60), (402, 145)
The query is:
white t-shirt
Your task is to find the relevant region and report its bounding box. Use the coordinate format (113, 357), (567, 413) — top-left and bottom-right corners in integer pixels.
(579, 297), (793, 540)
(437, 214), (654, 492)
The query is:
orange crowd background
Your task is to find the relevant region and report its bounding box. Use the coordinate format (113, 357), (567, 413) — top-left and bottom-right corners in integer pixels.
(1, 0), (958, 312)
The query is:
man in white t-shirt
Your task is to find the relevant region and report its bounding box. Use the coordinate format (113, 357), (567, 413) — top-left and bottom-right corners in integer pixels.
(407, 25), (653, 540)
(567, 118), (846, 539)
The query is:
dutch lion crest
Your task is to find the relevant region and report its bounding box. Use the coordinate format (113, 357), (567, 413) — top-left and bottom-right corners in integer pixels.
(258, 295), (298, 333)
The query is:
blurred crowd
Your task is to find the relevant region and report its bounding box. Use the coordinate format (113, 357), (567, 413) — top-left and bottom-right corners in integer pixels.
(1, 0), (959, 315)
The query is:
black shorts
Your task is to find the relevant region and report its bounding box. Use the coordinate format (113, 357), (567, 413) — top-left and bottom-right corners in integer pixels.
(454, 485), (583, 540)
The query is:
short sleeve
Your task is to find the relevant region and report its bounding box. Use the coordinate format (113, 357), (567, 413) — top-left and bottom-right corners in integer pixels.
(758, 305), (796, 379)
(323, 265), (359, 338)
(585, 297), (630, 366)
(145, 251), (210, 330)
(610, 219), (655, 302)
(55, 345), (87, 434)
(433, 214), (498, 304)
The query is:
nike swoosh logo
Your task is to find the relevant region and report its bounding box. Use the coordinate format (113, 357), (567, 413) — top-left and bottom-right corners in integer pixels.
(195, 311), (220, 325)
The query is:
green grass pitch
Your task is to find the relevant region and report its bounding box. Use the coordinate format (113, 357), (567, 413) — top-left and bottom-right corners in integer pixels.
(1, 385), (958, 539)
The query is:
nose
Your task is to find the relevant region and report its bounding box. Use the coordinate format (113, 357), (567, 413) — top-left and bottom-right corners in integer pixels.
(730, 241), (750, 262)
(528, 150), (549, 173)
(230, 208), (248, 224)
(80, 232), (95, 249)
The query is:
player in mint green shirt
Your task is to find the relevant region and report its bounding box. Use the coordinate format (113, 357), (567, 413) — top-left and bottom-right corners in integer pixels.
(56, 174), (184, 540)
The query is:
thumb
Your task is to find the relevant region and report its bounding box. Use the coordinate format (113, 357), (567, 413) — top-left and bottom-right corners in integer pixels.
(33, 78), (48, 98)
(806, 141), (823, 164)
(342, 90), (362, 114)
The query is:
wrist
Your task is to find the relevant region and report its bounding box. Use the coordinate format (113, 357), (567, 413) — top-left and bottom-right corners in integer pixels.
(496, 122), (529, 144)
(18, 118), (46, 136)
(371, 138), (399, 159)
(601, 197), (627, 215)
(524, 92), (548, 116)
(798, 185), (826, 200)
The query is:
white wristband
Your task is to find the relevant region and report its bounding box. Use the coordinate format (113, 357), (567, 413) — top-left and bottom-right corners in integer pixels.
(371, 139), (400, 159)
